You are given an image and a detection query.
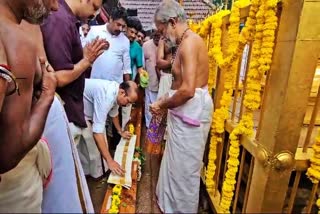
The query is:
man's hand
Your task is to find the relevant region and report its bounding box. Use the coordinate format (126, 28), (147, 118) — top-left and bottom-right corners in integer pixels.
(120, 130), (132, 139)
(108, 159), (125, 176)
(39, 57), (57, 97)
(150, 95), (168, 115)
(150, 100), (163, 115)
(83, 36), (109, 63)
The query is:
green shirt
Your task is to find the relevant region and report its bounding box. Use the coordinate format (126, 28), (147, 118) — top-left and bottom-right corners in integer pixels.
(130, 41), (144, 79)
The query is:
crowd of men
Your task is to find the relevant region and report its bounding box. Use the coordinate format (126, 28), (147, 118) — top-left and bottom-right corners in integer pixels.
(0, 0), (213, 213)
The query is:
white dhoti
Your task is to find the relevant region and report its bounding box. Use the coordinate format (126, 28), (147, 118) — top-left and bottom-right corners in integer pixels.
(157, 72), (172, 99)
(156, 87), (213, 213)
(145, 89), (158, 128)
(42, 96), (94, 213)
(0, 139), (52, 213)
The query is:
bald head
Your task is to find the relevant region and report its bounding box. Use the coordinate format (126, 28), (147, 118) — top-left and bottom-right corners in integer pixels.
(117, 81), (138, 106)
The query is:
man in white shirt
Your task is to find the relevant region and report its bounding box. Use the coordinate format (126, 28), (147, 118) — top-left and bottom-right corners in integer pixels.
(78, 79), (138, 178)
(87, 7), (131, 83)
(80, 23), (90, 47)
(85, 7), (131, 144)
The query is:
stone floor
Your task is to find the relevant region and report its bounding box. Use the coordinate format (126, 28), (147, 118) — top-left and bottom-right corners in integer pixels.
(135, 125), (162, 213)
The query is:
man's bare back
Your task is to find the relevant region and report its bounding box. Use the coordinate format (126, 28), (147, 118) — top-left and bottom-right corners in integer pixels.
(0, 10), (56, 173)
(171, 30), (209, 90)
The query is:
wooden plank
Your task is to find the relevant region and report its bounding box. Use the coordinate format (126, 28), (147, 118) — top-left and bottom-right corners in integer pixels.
(119, 162), (138, 213)
(100, 103), (143, 213)
(100, 186), (112, 213)
(225, 120), (258, 156)
(245, 0), (320, 212)
(100, 162), (139, 214)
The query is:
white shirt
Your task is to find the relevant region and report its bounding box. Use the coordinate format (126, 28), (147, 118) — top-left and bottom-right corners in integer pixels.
(86, 24), (131, 83)
(83, 79), (119, 133)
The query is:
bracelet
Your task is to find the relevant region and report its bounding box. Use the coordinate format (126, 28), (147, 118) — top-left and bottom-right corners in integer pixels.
(0, 64), (19, 96)
(0, 73), (12, 82)
(0, 65), (12, 83)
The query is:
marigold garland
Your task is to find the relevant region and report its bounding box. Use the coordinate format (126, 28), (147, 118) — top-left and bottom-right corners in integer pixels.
(109, 185), (122, 213)
(219, 0), (278, 212)
(205, 0), (259, 193)
(306, 129), (320, 212)
(189, 1), (277, 211)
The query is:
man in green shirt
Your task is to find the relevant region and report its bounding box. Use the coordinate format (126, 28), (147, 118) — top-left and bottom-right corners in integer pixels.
(122, 17), (144, 130)
(126, 17), (144, 81)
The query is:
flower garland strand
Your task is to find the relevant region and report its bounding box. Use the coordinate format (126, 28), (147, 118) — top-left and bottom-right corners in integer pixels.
(219, 0), (278, 212)
(109, 185), (122, 214)
(205, 0), (257, 193)
(306, 129), (320, 212)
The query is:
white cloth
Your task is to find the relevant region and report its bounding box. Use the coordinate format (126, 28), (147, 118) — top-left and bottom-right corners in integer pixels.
(42, 96), (94, 213)
(156, 87), (213, 213)
(157, 72), (172, 99)
(84, 79), (119, 133)
(240, 44), (249, 81)
(107, 135), (137, 189)
(145, 89), (158, 128)
(86, 24), (131, 83)
(157, 72), (172, 140)
(0, 140), (51, 213)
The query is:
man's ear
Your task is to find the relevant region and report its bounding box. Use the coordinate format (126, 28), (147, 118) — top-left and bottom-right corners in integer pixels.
(168, 18), (176, 28)
(119, 88), (125, 95)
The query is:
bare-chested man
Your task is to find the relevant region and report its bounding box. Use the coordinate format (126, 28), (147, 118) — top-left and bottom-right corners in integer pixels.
(156, 36), (174, 99)
(150, 0), (214, 212)
(0, 0), (58, 212)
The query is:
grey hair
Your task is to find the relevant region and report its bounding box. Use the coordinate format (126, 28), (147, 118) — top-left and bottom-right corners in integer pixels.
(154, 0), (187, 23)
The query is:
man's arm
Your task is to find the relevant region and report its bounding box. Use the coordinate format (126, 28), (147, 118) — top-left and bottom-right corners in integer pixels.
(156, 39), (171, 70)
(159, 38), (197, 109)
(0, 42), (8, 111)
(91, 95), (125, 175)
(0, 57), (56, 173)
(112, 116), (131, 139)
(0, 79), (7, 111)
(123, 40), (132, 81)
(136, 46), (144, 75)
(41, 21), (107, 87)
(92, 132), (125, 176)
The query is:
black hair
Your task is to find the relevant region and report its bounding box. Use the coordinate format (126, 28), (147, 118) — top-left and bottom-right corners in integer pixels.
(110, 7), (128, 23)
(139, 29), (146, 37)
(126, 17), (143, 32)
(119, 81), (138, 95)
